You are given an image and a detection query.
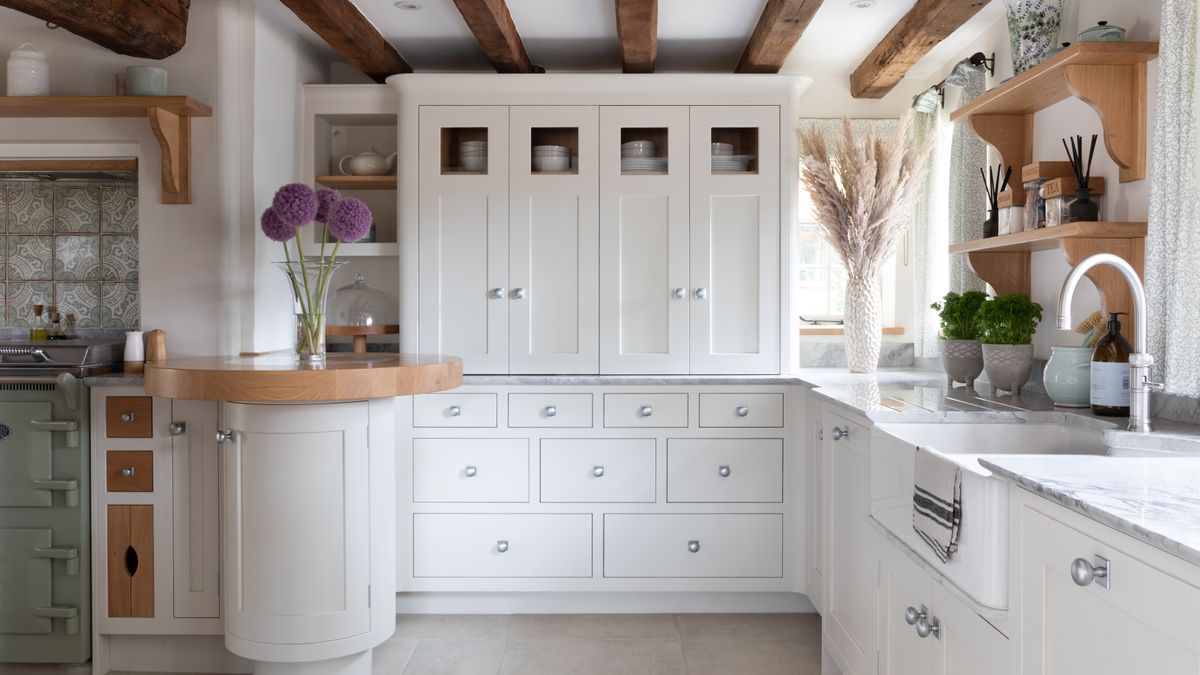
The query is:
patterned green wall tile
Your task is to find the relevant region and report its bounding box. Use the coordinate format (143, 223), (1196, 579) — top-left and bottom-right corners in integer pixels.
(101, 235), (138, 281)
(6, 281), (53, 327)
(57, 282), (100, 327)
(55, 235), (101, 280)
(7, 186), (54, 233)
(101, 187), (138, 233)
(100, 282), (139, 328)
(7, 235), (54, 280)
(54, 187), (101, 233)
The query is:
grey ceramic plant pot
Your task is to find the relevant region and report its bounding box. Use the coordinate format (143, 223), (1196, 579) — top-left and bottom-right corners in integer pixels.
(982, 343), (1035, 397)
(940, 338), (984, 388)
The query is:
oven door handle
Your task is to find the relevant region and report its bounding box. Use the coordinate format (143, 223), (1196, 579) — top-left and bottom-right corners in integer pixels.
(33, 546), (80, 575)
(28, 419), (80, 448)
(31, 479), (79, 508)
(32, 605), (78, 634)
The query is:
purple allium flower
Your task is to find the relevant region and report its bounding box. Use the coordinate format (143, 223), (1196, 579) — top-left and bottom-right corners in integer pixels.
(315, 188), (341, 224)
(327, 197), (373, 243)
(260, 207), (296, 242)
(272, 183), (318, 227)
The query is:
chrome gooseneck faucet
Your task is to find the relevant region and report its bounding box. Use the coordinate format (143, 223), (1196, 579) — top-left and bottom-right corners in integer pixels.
(1057, 253), (1161, 432)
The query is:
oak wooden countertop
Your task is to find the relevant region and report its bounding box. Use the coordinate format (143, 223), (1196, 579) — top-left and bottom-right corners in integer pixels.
(144, 352), (462, 402)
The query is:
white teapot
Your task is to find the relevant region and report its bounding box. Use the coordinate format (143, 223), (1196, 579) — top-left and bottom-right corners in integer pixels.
(338, 147), (397, 176)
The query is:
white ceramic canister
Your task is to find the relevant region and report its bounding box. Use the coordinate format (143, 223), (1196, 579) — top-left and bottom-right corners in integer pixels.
(1043, 345), (1092, 408)
(7, 43), (49, 96)
(124, 330), (145, 362)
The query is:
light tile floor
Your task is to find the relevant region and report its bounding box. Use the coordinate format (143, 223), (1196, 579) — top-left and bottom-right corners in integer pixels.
(0, 613), (821, 675)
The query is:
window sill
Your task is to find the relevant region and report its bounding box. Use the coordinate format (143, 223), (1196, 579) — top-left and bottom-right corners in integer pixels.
(797, 326), (906, 336)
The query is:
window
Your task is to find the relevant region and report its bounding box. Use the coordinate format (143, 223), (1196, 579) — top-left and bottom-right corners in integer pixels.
(795, 185), (847, 321)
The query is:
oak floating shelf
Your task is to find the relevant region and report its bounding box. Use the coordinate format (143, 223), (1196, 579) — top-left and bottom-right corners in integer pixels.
(950, 42), (1158, 193)
(951, 221), (1147, 343)
(0, 96), (213, 204)
(316, 175), (397, 190)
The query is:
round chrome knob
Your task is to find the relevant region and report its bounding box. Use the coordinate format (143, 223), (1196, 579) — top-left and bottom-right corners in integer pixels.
(718, 465), (731, 478)
(215, 429), (234, 444)
(120, 466), (135, 477)
(496, 540), (509, 553)
(544, 405), (557, 417)
(735, 405), (749, 417)
(904, 606), (924, 625)
(168, 422), (186, 436)
(687, 540), (701, 553)
(489, 287), (506, 300)
(672, 287), (687, 300)
(832, 426), (849, 441)
(694, 288), (708, 300)
(448, 405), (462, 417)
(511, 288), (527, 300)
(464, 465), (478, 478)
(639, 405), (653, 417)
(915, 616), (940, 639)
(120, 412), (134, 423)
(592, 465), (605, 478)
(1071, 557), (1109, 587)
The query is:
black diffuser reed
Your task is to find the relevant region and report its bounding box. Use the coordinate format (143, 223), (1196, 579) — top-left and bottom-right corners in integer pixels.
(980, 162), (1011, 237)
(1063, 134), (1100, 222)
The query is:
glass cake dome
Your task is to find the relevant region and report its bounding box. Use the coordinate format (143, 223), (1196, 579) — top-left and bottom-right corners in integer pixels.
(329, 273), (397, 327)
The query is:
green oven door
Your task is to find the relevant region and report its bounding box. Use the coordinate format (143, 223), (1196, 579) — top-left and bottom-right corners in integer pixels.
(0, 529), (54, 634)
(0, 403), (53, 508)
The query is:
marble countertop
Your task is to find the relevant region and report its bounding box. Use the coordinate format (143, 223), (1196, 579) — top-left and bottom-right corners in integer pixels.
(84, 373), (144, 387)
(980, 455), (1200, 566)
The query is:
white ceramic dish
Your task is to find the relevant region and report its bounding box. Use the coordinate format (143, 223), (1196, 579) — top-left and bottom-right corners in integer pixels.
(533, 145), (570, 156)
(711, 142), (734, 156)
(621, 141), (656, 158)
(460, 156), (487, 172)
(533, 156), (571, 172)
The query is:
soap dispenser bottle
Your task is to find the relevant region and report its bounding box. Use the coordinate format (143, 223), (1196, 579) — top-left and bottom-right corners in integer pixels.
(1091, 311), (1132, 416)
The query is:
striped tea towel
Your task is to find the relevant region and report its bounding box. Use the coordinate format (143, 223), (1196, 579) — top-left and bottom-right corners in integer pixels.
(912, 445), (962, 563)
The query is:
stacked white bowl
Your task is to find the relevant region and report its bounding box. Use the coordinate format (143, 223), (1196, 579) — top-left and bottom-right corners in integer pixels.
(621, 140), (667, 172)
(711, 142), (753, 172)
(533, 144), (571, 173)
(460, 140), (488, 172)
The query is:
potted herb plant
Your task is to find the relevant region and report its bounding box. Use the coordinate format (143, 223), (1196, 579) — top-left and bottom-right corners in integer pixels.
(976, 293), (1044, 396)
(931, 291), (988, 388)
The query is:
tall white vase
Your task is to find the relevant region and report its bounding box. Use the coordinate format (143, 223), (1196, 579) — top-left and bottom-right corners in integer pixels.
(844, 273), (882, 373)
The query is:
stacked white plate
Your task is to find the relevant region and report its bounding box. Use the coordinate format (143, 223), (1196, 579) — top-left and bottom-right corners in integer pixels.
(460, 140), (488, 172)
(533, 145), (571, 172)
(621, 157), (668, 172)
(711, 154), (754, 172)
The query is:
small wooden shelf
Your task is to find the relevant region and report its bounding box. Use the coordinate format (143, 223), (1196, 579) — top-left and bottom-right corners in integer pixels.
(0, 96), (213, 204)
(949, 42), (1158, 190)
(952, 221), (1147, 343)
(316, 175), (396, 190)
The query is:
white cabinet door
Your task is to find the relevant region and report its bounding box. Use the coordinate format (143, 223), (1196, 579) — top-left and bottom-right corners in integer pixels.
(807, 395), (826, 615)
(170, 400), (220, 619)
(599, 106), (691, 374)
(509, 106), (600, 374)
(824, 408), (874, 675)
(1019, 502), (1200, 675)
(688, 106), (780, 374)
(878, 538), (931, 675)
(418, 106), (510, 373)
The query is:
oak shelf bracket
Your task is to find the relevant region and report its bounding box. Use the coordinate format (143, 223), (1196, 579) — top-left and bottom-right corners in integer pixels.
(0, 96), (212, 204)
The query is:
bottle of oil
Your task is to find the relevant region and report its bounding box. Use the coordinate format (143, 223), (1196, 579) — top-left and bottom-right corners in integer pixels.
(28, 304), (48, 341)
(1091, 312), (1131, 416)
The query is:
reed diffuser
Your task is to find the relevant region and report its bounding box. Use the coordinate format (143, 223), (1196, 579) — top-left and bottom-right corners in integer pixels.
(980, 162), (1011, 237)
(1063, 133), (1100, 221)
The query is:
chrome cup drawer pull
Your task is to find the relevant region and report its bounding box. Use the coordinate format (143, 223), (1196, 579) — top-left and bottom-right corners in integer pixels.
(496, 540), (509, 553)
(592, 465), (605, 478)
(718, 465), (731, 478)
(735, 405), (749, 417)
(464, 465), (478, 478)
(687, 540), (701, 553)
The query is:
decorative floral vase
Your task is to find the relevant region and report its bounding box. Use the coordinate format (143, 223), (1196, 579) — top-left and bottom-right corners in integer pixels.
(982, 343), (1036, 397)
(844, 272), (881, 373)
(1068, 187), (1099, 222)
(1043, 345), (1093, 407)
(1006, 0), (1063, 74)
(275, 259), (346, 364)
(940, 338), (984, 388)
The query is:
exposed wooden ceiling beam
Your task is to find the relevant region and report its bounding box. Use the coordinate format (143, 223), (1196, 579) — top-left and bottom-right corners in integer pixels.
(616, 0), (657, 73)
(736, 0), (823, 74)
(452, 0), (541, 74)
(0, 0), (189, 59)
(278, 0), (412, 83)
(850, 0), (989, 98)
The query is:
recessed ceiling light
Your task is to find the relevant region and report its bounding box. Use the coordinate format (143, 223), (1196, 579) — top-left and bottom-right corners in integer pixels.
(849, 0), (877, 8)
(394, 1), (422, 9)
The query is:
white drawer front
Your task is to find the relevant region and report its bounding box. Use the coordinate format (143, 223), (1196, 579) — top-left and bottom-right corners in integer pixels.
(604, 514), (783, 577)
(540, 439), (656, 503)
(413, 439), (528, 502)
(414, 514), (592, 578)
(413, 393), (497, 428)
(508, 393), (593, 428)
(603, 393), (688, 428)
(667, 438), (783, 503)
(698, 393), (784, 428)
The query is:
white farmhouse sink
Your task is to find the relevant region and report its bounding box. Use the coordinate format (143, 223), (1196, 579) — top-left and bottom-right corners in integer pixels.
(870, 422), (1114, 610)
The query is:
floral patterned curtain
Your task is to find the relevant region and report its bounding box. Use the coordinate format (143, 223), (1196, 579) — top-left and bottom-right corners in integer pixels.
(910, 108), (951, 359)
(947, 71), (988, 294)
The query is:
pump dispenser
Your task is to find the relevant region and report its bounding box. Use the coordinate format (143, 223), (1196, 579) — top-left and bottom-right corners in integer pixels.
(1091, 312), (1132, 416)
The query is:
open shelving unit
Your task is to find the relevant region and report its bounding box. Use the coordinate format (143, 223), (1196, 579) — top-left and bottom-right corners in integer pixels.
(0, 95), (213, 204)
(315, 175), (396, 190)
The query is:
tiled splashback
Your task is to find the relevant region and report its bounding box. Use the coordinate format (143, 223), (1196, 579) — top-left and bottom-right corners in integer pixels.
(0, 180), (139, 330)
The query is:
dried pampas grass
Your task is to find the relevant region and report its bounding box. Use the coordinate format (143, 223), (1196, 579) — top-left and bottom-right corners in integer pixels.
(798, 116), (933, 279)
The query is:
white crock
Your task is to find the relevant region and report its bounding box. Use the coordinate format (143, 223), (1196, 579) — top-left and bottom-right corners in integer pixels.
(7, 43), (48, 96)
(1043, 345), (1093, 408)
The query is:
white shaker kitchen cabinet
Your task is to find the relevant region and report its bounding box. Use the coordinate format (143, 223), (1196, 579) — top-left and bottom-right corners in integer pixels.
(1018, 496), (1200, 675)
(688, 106), (780, 374)
(418, 106), (510, 373)
(878, 536), (933, 675)
(509, 106), (600, 373)
(823, 407), (875, 675)
(599, 106), (691, 374)
(169, 400), (220, 619)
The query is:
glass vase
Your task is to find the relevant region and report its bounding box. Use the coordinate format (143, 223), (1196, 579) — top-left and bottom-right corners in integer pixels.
(275, 259), (346, 365)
